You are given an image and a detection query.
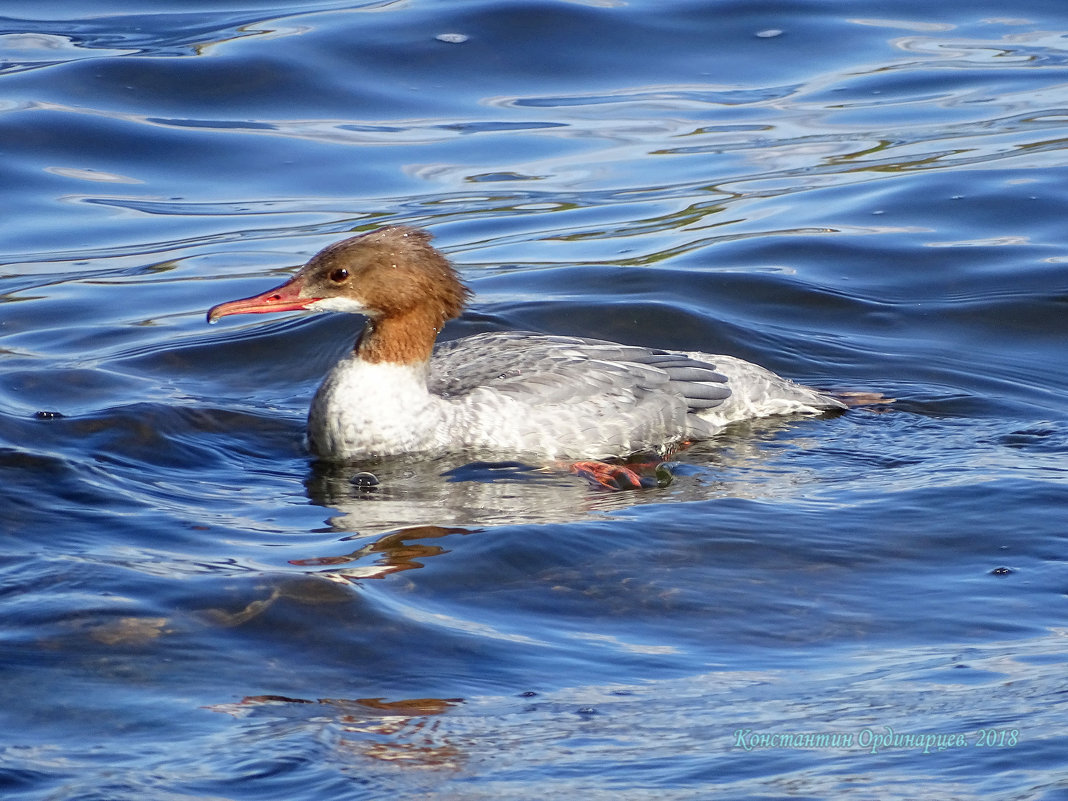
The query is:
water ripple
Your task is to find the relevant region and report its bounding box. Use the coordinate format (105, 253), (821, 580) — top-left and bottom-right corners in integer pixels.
(3, 2), (1068, 799)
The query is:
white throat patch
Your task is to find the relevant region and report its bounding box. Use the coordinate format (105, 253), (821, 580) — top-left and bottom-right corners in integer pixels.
(306, 296), (372, 315)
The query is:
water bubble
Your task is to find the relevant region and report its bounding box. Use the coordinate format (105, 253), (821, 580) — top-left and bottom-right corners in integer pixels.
(350, 471), (380, 489)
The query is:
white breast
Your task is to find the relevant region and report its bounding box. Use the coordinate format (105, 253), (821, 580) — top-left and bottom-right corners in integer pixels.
(307, 357), (447, 458)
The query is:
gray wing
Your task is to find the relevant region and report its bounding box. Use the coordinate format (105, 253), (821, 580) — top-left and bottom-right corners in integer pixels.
(429, 331), (731, 412)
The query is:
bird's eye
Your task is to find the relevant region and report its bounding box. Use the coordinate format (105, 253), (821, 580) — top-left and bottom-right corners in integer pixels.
(329, 268), (349, 283)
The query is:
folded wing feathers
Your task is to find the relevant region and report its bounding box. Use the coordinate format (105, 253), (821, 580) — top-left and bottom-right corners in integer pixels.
(430, 331), (732, 414)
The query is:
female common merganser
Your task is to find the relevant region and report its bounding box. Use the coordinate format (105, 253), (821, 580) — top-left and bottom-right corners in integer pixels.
(208, 226), (845, 469)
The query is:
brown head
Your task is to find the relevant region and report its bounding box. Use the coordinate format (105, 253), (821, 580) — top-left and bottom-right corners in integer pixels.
(207, 226), (471, 363)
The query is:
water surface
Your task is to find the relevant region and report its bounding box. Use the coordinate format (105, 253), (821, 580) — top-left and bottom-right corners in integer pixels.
(2, 1), (1067, 799)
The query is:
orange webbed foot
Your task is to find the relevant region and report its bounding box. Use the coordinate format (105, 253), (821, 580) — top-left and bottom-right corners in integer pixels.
(570, 460), (660, 491)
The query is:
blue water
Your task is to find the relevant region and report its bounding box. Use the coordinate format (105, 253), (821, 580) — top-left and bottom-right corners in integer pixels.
(2, 1), (1067, 798)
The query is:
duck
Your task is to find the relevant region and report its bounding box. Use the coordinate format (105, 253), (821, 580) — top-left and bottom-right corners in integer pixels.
(207, 226), (845, 483)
